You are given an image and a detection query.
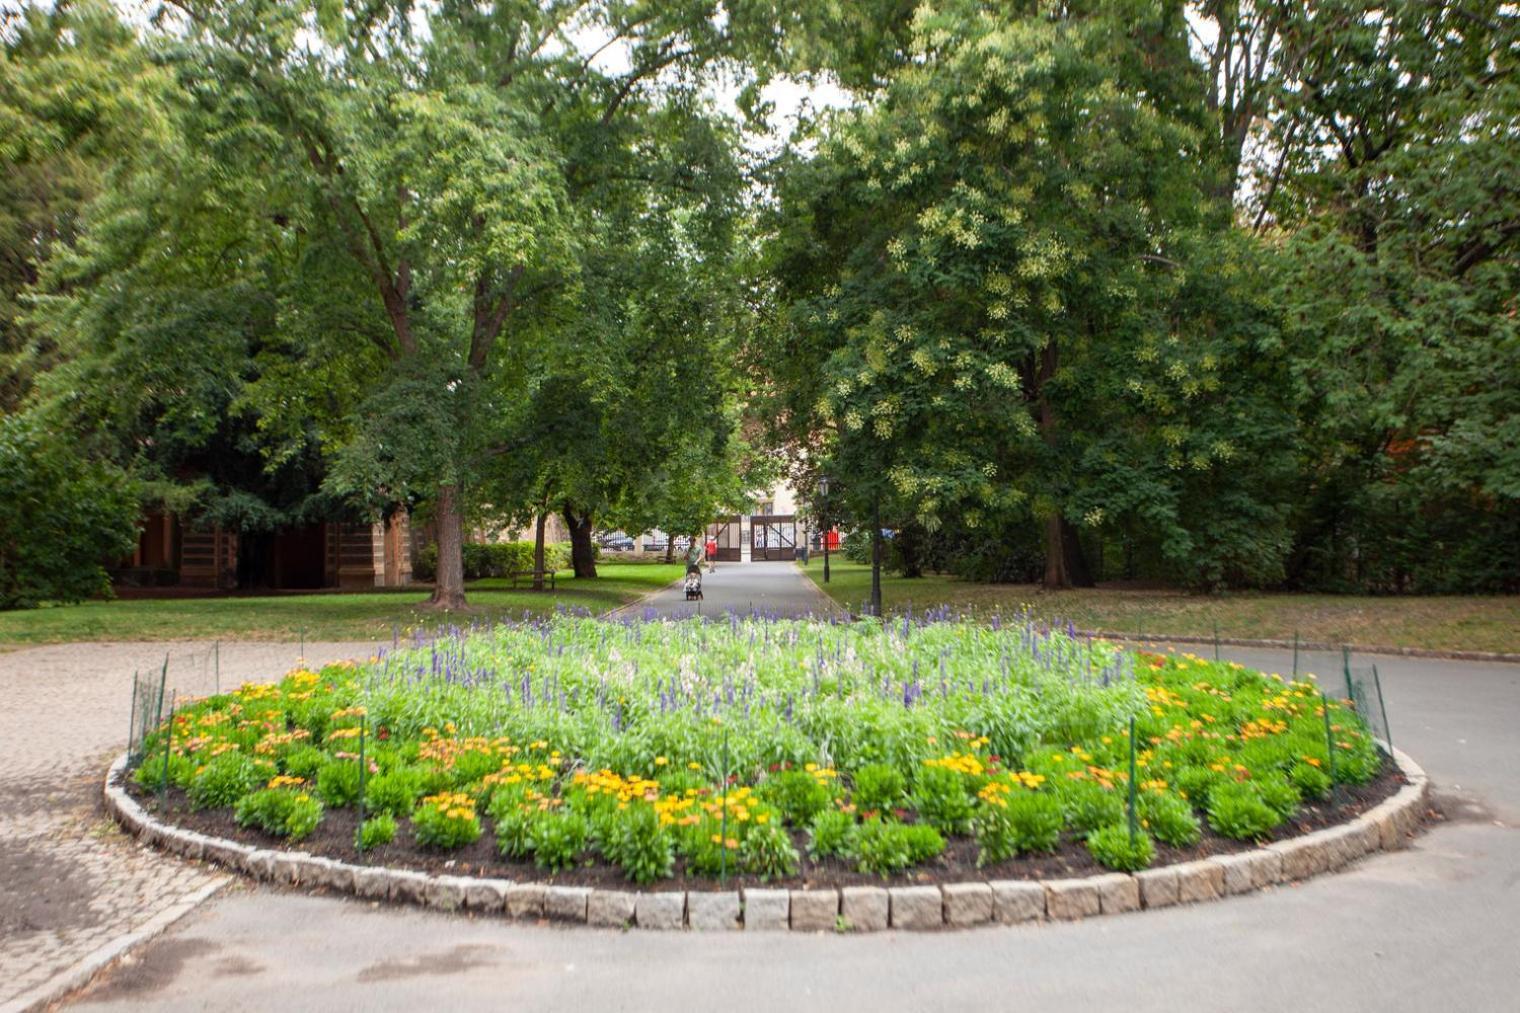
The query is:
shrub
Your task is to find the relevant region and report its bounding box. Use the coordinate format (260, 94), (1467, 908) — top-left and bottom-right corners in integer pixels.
(530, 811), (588, 872)
(1140, 791), (1202, 847)
(315, 759), (362, 808)
(1289, 760), (1332, 801)
(133, 752), (194, 792)
(763, 769), (832, 825)
(1207, 782), (1282, 841)
(852, 764), (906, 814)
(493, 805), (537, 860)
(911, 765), (974, 835)
(808, 809), (855, 860)
(364, 767), (424, 817)
(679, 820), (738, 876)
(189, 753), (261, 810)
(1086, 824), (1155, 872)
(741, 821), (800, 880)
(282, 745), (325, 781)
(357, 813), (397, 850)
(853, 820), (944, 876)
(234, 788), (323, 842)
(974, 790), (1064, 866)
(1254, 771), (1302, 820)
(412, 792), (482, 849)
(1058, 780), (1124, 834)
(603, 805), (674, 885)
(1173, 765), (1222, 807)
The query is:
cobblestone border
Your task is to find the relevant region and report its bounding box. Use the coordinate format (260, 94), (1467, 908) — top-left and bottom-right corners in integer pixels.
(103, 749), (1429, 932)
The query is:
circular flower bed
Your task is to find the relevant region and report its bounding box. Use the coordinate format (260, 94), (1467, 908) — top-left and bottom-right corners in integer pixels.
(126, 616), (1397, 889)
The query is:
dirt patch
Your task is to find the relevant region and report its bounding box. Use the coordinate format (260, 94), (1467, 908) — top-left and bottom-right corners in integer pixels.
(127, 762), (1403, 893)
(75, 937), (219, 1001)
(0, 836), (100, 935)
(356, 943), (500, 982)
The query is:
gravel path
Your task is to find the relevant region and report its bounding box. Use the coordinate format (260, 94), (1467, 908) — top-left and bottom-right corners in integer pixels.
(0, 640), (377, 1010)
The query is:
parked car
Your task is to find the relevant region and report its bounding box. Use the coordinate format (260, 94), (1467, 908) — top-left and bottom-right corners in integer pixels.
(597, 532), (634, 551)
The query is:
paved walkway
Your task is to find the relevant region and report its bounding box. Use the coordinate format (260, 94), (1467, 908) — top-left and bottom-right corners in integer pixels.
(612, 560), (839, 620)
(5, 633), (1518, 1011)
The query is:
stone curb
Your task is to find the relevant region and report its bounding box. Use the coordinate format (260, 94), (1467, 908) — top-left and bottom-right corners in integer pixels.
(1078, 630), (1520, 664)
(103, 747), (1431, 935)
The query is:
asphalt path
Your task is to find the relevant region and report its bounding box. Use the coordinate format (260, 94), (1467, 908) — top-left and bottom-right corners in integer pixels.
(65, 633), (1520, 1012)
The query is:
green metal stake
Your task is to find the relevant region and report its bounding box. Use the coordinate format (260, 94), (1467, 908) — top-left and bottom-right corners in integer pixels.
(719, 725), (730, 886)
(1127, 716), (1139, 845)
(1292, 631), (1300, 678)
(357, 717), (368, 857)
(1321, 690), (1338, 790)
(1372, 665), (1393, 755)
(214, 640), (220, 695)
(161, 691), (177, 802)
(1213, 620), (1220, 661)
(1342, 646), (1354, 702)
(300, 627), (306, 660)
(128, 674), (140, 763)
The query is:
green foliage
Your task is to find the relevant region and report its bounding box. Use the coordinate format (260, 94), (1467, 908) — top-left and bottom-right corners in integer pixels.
(412, 542), (572, 582)
(188, 753), (261, 810)
(133, 751), (194, 792)
(974, 791), (1064, 866)
(808, 809), (855, 860)
(1289, 761), (1332, 802)
(0, 415), (137, 609)
(740, 821), (800, 880)
(1058, 781), (1125, 835)
(852, 820), (944, 877)
(1254, 772), (1302, 821)
(1140, 791), (1202, 848)
(315, 760), (362, 808)
(1086, 824), (1155, 872)
(364, 767), (424, 818)
(851, 764), (906, 814)
(530, 811), (588, 872)
(1207, 782), (1282, 842)
(282, 746), (326, 781)
(602, 805), (674, 886)
(911, 765), (974, 835)
(763, 769), (833, 826)
(411, 793), (482, 850)
(357, 813), (397, 850)
(234, 788), (323, 842)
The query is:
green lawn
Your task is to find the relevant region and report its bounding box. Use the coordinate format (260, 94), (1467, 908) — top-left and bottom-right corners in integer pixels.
(0, 564), (683, 646)
(800, 560), (1520, 654)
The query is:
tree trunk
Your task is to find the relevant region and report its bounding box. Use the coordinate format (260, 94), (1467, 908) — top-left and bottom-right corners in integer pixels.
(1043, 513), (1070, 590)
(1061, 517), (1095, 588)
(562, 504), (598, 579)
(532, 510), (548, 592)
(897, 523), (924, 579)
(429, 483), (468, 609)
(664, 538), (675, 564)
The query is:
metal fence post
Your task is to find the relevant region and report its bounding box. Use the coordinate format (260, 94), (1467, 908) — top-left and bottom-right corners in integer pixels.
(214, 640), (220, 695)
(127, 674), (140, 763)
(1127, 716), (1139, 845)
(1292, 631), (1300, 678)
(1372, 664), (1393, 754)
(161, 691), (177, 801)
(719, 724), (730, 886)
(357, 717), (368, 856)
(1321, 690), (1338, 788)
(1342, 646), (1354, 701)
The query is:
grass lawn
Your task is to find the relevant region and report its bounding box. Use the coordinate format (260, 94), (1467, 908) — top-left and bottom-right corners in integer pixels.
(800, 560), (1520, 654)
(0, 563), (684, 647)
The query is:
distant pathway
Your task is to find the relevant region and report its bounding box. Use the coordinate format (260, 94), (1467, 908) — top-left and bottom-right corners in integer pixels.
(610, 560), (840, 620)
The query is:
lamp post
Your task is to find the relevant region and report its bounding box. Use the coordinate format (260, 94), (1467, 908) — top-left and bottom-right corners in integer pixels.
(818, 475), (831, 583)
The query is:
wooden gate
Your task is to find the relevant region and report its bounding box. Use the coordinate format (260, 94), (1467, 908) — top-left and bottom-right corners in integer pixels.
(706, 516), (742, 562)
(750, 514), (797, 561)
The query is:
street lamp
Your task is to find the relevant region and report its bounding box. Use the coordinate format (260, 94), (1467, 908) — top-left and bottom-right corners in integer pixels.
(817, 475), (831, 584)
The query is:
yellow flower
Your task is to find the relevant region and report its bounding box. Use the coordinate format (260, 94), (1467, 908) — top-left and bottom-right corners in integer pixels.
(655, 756), (668, 766)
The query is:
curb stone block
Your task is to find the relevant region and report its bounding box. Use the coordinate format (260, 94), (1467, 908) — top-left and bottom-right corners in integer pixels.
(545, 885), (590, 922)
(389, 870), (432, 905)
(1091, 873), (1140, 914)
(840, 886), (888, 932)
(464, 878), (510, 913)
(889, 886), (943, 929)
(687, 891), (741, 931)
(243, 849), (276, 881)
(271, 853), (305, 885)
(1346, 819), (1379, 859)
(354, 867), (392, 900)
(1135, 867), (1179, 909)
(425, 875), (468, 911)
(1270, 835), (1328, 882)
(634, 892), (685, 930)
(789, 890), (839, 932)
(742, 889), (789, 931)
(942, 883), (994, 926)
(990, 880), (1045, 923)
(506, 883), (546, 918)
(1173, 860), (1224, 903)
(203, 839), (253, 870)
(588, 890), (636, 928)
(318, 860), (356, 893)
(1045, 879), (1101, 920)
(1213, 852), (1274, 895)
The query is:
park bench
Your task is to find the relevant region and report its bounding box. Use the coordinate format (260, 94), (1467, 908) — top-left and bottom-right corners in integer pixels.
(508, 569), (557, 590)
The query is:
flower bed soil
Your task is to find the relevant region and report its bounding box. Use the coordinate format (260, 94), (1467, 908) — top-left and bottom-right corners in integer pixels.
(127, 760), (1401, 892)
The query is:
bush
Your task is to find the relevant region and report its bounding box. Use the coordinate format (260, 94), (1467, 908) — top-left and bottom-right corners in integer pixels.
(603, 805), (674, 885)
(852, 764), (906, 814)
(315, 759), (362, 808)
(974, 790), (1064, 866)
(364, 767), (424, 817)
(357, 813), (397, 850)
(189, 753), (261, 810)
(282, 745), (325, 781)
(530, 811), (588, 872)
(1140, 791), (1201, 847)
(133, 752), (194, 792)
(912, 765), (975, 835)
(762, 769), (832, 825)
(1086, 824), (1155, 871)
(412, 792), (482, 849)
(1289, 760), (1332, 801)
(413, 540), (574, 582)
(234, 788), (323, 842)
(1207, 782), (1282, 841)
(741, 821), (800, 880)
(853, 820), (944, 876)
(808, 809), (855, 860)
(1058, 780), (1124, 834)
(1254, 771), (1302, 820)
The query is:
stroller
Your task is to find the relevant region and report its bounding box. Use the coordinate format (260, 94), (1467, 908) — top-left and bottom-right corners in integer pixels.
(684, 561), (703, 600)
